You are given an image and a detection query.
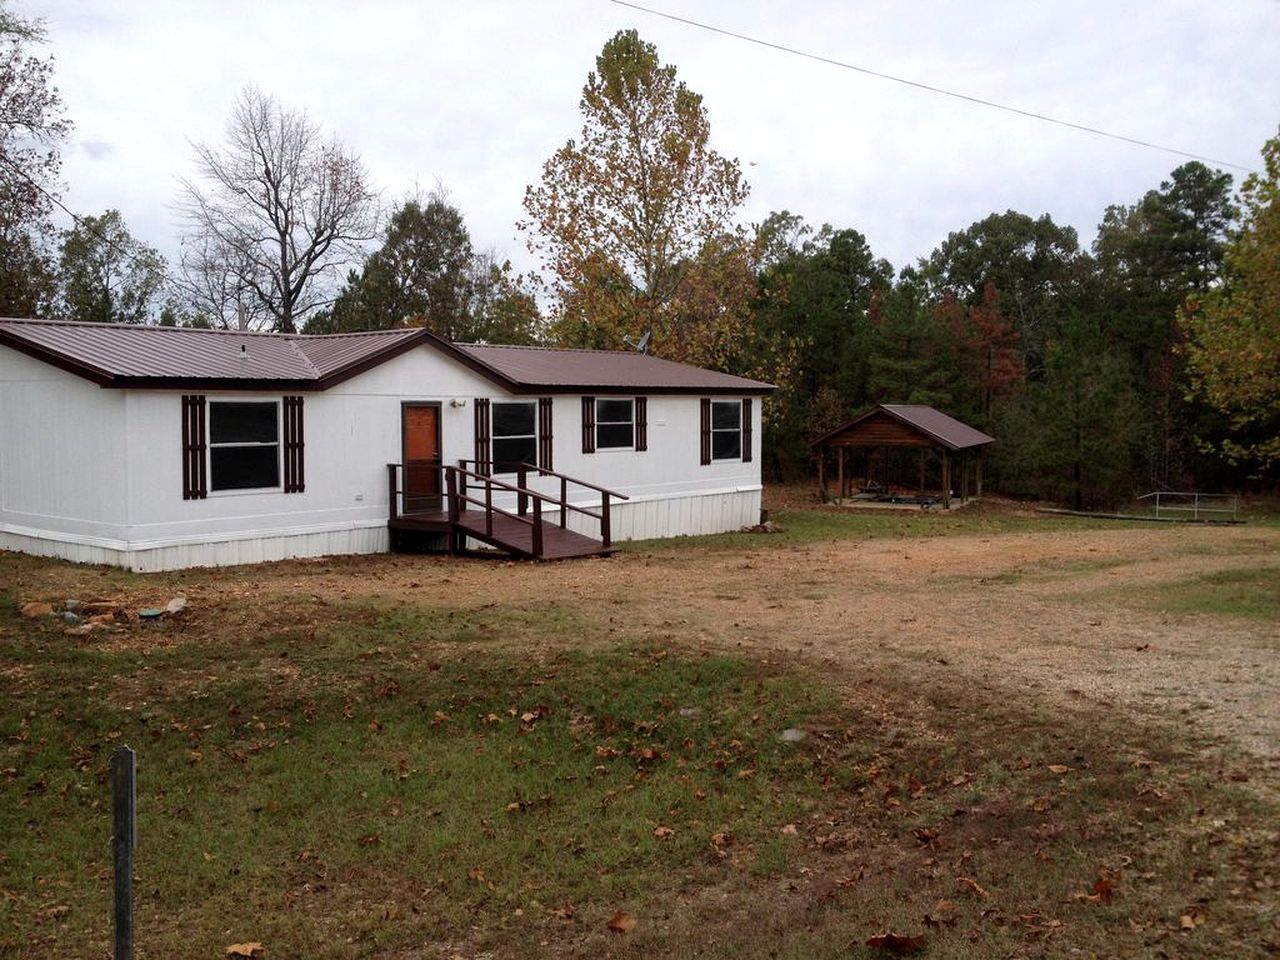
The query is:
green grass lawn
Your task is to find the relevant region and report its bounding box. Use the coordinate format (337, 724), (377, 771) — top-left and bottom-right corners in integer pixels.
(4, 584), (1277, 958)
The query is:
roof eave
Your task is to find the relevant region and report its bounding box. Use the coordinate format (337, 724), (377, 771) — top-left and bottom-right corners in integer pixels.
(0, 329), (116, 386)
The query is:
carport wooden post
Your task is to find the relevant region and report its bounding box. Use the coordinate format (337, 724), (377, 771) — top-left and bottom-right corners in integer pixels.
(918, 449), (926, 495)
(817, 448), (826, 501)
(837, 446), (845, 500)
(942, 450), (952, 509)
(976, 448), (984, 498)
(961, 449), (970, 502)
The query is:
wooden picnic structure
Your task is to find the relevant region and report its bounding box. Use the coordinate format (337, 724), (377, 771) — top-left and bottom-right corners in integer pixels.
(811, 404), (995, 509)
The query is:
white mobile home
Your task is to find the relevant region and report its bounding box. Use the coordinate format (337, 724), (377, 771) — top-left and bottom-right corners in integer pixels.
(0, 319), (771, 571)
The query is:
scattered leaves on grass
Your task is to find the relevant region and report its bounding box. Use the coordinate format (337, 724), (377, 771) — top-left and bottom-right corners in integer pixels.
(1071, 865), (1120, 904)
(923, 899), (957, 928)
(606, 910), (636, 934)
(225, 943), (264, 958)
(957, 876), (990, 898)
(913, 827), (939, 845)
(865, 931), (927, 954)
(1180, 906), (1207, 931)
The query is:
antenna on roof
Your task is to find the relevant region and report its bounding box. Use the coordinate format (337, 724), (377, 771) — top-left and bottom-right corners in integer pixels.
(623, 329), (652, 354)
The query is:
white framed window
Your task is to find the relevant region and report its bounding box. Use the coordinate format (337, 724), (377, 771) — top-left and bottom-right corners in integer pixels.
(492, 401), (537, 470)
(209, 400), (280, 491)
(710, 400), (742, 461)
(595, 398), (634, 449)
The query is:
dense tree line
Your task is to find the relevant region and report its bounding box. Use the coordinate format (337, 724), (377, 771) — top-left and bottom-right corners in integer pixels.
(2, 11), (1274, 499)
(747, 159), (1273, 505)
(516, 30), (1276, 502)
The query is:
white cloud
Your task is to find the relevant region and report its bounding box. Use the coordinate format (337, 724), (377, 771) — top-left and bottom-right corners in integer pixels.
(35, 0), (1279, 282)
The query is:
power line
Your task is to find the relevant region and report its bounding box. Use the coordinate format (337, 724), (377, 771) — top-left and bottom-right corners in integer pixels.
(608, 0), (1255, 173)
(0, 150), (186, 299)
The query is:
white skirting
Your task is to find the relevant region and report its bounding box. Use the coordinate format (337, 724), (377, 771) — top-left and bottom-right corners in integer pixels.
(559, 485), (763, 542)
(0, 523), (389, 573)
(1, 486), (761, 571)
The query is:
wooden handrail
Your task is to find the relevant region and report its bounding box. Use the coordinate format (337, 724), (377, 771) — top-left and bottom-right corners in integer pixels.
(456, 459), (629, 502)
(391, 461), (624, 557)
(454, 462), (607, 525)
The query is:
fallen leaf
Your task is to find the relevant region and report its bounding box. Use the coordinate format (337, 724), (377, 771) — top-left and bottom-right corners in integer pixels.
(653, 825), (675, 839)
(957, 876), (990, 898)
(225, 944), (264, 958)
(1091, 866), (1119, 904)
(1047, 764), (1071, 775)
(923, 899), (958, 928)
(606, 910), (636, 934)
(865, 931), (927, 954)
(549, 903), (575, 921)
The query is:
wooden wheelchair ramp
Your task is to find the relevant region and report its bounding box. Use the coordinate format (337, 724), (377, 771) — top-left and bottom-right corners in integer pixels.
(387, 462), (626, 561)
(453, 511), (614, 560)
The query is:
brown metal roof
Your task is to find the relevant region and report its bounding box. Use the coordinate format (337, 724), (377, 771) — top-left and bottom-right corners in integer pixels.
(452, 343), (773, 395)
(0, 318), (773, 395)
(0, 318), (431, 388)
(811, 403), (995, 451)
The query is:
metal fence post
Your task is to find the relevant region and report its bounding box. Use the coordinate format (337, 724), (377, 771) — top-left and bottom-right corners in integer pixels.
(111, 745), (136, 960)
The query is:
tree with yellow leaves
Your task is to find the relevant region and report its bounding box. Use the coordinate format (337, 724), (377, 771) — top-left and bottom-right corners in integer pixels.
(1181, 132), (1280, 474)
(520, 30), (753, 368)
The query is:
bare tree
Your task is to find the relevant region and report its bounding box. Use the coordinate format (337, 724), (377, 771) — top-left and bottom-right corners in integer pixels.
(1, 1), (71, 315)
(178, 85), (378, 332)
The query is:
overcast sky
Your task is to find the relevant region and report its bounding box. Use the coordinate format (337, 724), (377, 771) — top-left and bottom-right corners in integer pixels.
(33, 0), (1280, 287)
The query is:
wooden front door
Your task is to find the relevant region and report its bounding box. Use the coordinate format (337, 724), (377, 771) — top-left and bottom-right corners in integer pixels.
(402, 403), (442, 513)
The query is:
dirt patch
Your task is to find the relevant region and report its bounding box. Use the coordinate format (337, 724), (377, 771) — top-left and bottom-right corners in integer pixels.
(6, 521), (1278, 782)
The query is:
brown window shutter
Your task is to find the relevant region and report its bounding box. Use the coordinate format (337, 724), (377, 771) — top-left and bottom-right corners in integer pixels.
(474, 398), (491, 476)
(283, 396), (306, 492)
(182, 394), (207, 499)
(581, 396), (596, 453)
(699, 398), (711, 465)
(742, 398), (753, 463)
(635, 396), (648, 452)
(538, 397), (553, 470)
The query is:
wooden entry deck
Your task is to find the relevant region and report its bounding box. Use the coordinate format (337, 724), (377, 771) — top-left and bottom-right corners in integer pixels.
(389, 508), (616, 560)
(387, 462), (626, 561)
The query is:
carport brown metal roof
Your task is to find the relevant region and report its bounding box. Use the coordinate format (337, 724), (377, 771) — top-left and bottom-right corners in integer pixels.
(811, 403), (995, 451)
(0, 318), (773, 395)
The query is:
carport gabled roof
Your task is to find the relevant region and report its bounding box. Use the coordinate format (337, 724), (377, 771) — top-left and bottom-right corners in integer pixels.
(811, 403), (995, 451)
